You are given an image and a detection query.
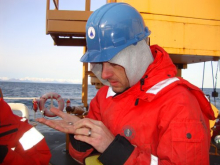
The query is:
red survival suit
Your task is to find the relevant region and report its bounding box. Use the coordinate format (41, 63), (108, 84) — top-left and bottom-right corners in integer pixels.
(0, 98), (51, 165)
(69, 45), (215, 165)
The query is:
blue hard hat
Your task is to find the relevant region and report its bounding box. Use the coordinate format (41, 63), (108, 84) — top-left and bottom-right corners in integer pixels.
(80, 3), (150, 62)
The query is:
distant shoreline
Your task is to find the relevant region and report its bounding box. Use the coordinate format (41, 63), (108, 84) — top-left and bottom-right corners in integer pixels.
(0, 80), (82, 85)
(0, 80), (218, 89)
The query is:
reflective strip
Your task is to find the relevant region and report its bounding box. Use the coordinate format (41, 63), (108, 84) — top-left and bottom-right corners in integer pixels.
(205, 95), (210, 101)
(146, 77), (179, 95)
(150, 154), (158, 165)
(19, 127), (44, 150)
(106, 78), (179, 97)
(106, 87), (116, 98)
(20, 118), (27, 122)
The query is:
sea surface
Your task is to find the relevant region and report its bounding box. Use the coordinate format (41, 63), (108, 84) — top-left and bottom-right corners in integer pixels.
(1, 81), (220, 132)
(0, 81), (98, 132)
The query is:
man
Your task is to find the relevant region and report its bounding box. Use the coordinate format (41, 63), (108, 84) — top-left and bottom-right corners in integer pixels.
(0, 91), (51, 164)
(37, 3), (215, 165)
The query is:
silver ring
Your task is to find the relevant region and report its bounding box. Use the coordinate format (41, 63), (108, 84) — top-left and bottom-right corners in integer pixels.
(68, 122), (73, 125)
(88, 129), (91, 137)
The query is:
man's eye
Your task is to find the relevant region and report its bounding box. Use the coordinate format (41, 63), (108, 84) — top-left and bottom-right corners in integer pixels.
(93, 62), (102, 65)
(109, 63), (117, 66)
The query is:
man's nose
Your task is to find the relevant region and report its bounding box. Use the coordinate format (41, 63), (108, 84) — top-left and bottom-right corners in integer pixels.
(101, 62), (113, 80)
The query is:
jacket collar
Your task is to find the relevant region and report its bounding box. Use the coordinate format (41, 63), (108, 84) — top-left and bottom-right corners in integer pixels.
(106, 45), (177, 100)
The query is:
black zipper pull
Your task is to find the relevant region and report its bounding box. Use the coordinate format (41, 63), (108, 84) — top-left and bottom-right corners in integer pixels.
(140, 78), (144, 91)
(135, 98), (139, 106)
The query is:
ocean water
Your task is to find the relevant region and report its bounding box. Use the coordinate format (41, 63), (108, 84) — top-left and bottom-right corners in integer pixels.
(0, 81), (220, 132)
(0, 81), (98, 132)
(0, 81), (97, 106)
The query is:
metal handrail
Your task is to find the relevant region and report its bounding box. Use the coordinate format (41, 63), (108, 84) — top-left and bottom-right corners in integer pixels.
(53, 0), (59, 10)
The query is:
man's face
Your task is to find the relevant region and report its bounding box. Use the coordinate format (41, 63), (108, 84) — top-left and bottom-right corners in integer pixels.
(101, 62), (130, 93)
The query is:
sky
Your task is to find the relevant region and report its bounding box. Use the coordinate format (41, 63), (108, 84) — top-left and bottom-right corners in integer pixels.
(0, 0), (219, 88)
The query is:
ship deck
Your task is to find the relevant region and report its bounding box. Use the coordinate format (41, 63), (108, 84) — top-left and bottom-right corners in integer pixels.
(42, 130), (80, 165)
(42, 129), (220, 165)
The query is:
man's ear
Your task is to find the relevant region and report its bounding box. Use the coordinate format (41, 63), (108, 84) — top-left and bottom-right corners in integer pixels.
(145, 37), (150, 46)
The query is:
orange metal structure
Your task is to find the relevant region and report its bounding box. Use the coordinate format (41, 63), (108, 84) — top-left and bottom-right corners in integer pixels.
(46, 0), (220, 108)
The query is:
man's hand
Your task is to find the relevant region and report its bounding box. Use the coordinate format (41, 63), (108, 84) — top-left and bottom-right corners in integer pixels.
(36, 107), (115, 153)
(36, 107), (80, 134)
(73, 118), (115, 153)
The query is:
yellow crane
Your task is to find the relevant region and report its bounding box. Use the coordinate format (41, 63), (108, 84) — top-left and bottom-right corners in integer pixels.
(46, 0), (220, 108)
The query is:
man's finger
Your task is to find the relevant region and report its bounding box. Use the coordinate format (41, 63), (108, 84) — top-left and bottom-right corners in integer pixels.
(43, 119), (58, 128)
(74, 127), (92, 136)
(86, 118), (102, 126)
(73, 118), (103, 133)
(74, 134), (94, 146)
(73, 118), (95, 129)
(50, 107), (66, 118)
(35, 117), (46, 123)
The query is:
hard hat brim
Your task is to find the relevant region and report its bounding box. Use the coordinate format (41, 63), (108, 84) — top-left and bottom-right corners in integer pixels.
(80, 43), (129, 63)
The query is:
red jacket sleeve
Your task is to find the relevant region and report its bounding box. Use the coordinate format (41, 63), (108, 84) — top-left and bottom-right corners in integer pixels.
(3, 138), (51, 165)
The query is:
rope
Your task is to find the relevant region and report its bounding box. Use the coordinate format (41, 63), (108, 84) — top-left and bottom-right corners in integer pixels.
(211, 61), (215, 90)
(211, 61), (219, 105)
(214, 62), (219, 90)
(202, 62), (205, 91)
